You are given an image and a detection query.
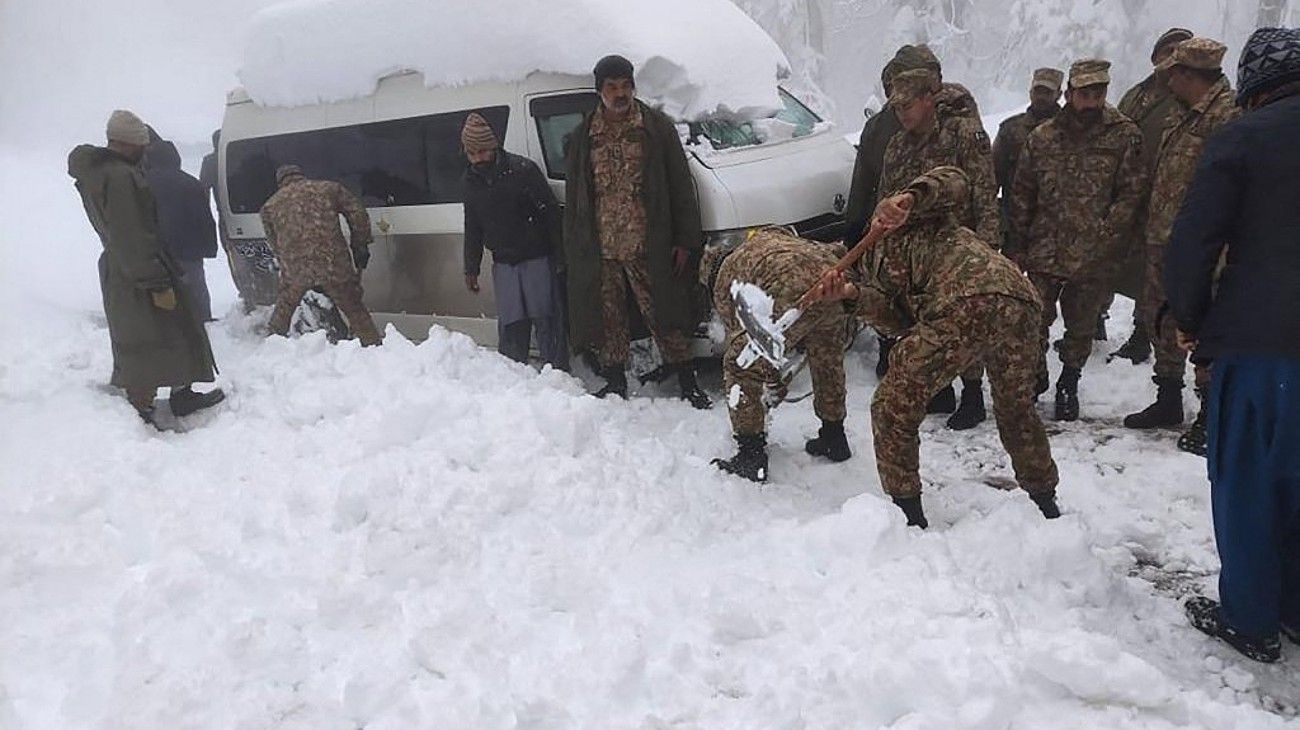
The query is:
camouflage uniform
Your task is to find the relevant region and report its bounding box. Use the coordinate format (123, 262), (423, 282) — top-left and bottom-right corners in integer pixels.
(1144, 50), (1241, 384)
(1008, 63), (1147, 377)
(259, 168), (381, 346)
(708, 229), (849, 435)
(856, 167), (1059, 499)
(590, 102), (691, 368)
(993, 69), (1064, 259)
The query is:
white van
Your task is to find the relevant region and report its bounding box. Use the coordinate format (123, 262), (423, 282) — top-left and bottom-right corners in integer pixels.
(217, 69), (855, 346)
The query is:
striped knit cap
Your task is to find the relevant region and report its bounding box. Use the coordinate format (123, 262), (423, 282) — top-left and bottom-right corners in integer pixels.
(461, 112), (499, 153)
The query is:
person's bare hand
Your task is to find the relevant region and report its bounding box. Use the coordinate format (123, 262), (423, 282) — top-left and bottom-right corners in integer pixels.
(805, 269), (857, 304)
(465, 274), (480, 293)
(1176, 329), (1197, 353)
(872, 192), (916, 231)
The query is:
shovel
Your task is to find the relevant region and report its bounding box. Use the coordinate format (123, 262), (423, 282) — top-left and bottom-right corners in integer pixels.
(733, 221), (890, 370)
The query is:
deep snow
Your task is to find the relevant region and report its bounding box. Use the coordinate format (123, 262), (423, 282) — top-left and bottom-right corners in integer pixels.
(2, 240), (1298, 726)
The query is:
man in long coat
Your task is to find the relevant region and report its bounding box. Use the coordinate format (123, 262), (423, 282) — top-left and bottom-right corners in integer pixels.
(563, 54), (710, 409)
(68, 110), (223, 424)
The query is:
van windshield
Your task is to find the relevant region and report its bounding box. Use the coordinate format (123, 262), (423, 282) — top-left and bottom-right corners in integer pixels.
(687, 89), (821, 151)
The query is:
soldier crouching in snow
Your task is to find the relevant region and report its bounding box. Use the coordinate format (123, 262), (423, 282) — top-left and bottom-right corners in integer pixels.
(259, 165), (382, 346)
(68, 109), (225, 426)
(702, 229), (852, 483)
(808, 166), (1061, 528)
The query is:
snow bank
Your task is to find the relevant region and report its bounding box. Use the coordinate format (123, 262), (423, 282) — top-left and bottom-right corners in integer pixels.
(239, 0), (792, 120)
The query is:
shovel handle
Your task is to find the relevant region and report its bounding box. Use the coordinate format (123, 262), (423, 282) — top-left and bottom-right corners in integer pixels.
(796, 222), (890, 309)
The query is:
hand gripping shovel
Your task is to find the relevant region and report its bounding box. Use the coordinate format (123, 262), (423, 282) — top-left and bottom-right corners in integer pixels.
(732, 221), (890, 370)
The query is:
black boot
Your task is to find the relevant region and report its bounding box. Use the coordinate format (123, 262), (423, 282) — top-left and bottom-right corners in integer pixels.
(595, 367), (628, 399)
(677, 363), (712, 410)
(1185, 596), (1281, 663)
(1035, 368), (1050, 399)
(805, 419), (852, 462)
(1282, 621), (1300, 646)
(1177, 386), (1208, 456)
(892, 496), (928, 529)
(713, 433), (768, 483)
(169, 386), (226, 418)
(1094, 312), (1108, 341)
(1123, 376), (1184, 429)
(927, 383), (957, 414)
(946, 378), (986, 430)
(1109, 323), (1152, 364)
(875, 336), (894, 379)
(1054, 367), (1080, 422)
(1029, 490), (1061, 519)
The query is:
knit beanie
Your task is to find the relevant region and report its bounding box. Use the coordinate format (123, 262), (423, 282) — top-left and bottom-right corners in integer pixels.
(106, 110), (150, 146)
(460, 112), (499, 154)
(1237, 27), (1300, 106)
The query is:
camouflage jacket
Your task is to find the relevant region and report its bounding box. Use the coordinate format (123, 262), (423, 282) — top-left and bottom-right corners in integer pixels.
(1118, 74), (1187, 175)
(992, 106), (1058, 195)
(260, 178), (372, 285)
(1008, 105), (1147, 281)
(713, 228), (847, 342)
(878, 108), (999, 248)
(855, 168), (1040, 337)
(1145, 77), (1240, 249)
(590, 103), (648, 261)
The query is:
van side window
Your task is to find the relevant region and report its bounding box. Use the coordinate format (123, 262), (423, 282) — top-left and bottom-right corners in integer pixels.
(529, 93), (598, 181)
(225, 106), (510, 213)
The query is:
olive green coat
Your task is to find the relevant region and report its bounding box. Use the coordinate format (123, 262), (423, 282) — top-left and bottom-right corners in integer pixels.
(563, 100), (703, 352)
(68, 145), (216, 390)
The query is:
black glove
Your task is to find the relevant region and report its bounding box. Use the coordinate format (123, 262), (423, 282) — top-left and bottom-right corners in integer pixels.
(352, 245), (371, 271)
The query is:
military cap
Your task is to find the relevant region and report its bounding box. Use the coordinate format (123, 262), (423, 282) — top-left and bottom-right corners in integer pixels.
(888, 68), (941, 106)
(275, 164), (305, 186)
(884, 44), (942, 88)
(1068, 59), (1111, 89)
(1031, 67), (1065, 92)
(1152, 27), (1194, 63)
(1156, 37), (1228, 72)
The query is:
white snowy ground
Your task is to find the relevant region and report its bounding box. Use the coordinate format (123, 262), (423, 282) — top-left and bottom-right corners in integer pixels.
(2, 278), (1299, 728)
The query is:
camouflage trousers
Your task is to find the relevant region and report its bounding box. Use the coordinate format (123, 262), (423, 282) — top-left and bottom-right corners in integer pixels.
(598, 258), (691, 368)
(269, 276), (382, 347)
(872, 294), (1059, 499)
(723, 304), (847, 435)
(1029, 273), (1109, 372)
(1142, 246), (1215, 387)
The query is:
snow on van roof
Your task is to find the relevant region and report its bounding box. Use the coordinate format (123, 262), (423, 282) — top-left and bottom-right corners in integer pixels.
(238, 0), (792, 121)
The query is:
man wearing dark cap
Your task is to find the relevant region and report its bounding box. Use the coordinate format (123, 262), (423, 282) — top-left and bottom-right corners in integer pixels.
(1124, 38), (1239, 450)
(876, 65), (999, 431)
(994, 67), (1063, 261)
(259, 164), (381, 346)
(562, 54), (711, 408)
(461, 112), (568, 369)
(1108, 27), (1195, 364)
(1167, 26), (1300, 665)
(68, 110), (224, 425)
(1008, 59), (1146, 421)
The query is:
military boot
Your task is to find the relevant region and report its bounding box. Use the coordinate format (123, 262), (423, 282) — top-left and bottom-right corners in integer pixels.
(805, 419), (852, 462)
(892, 496), (928, 529)
(1123, 377), (1184, 429)
(1185, 596), (1281, 663)
(1035, 368), (1050, 399)
(1109, 323), (1152, 364)
(1028, 489), (1061, 519)
(713, 433), (768, 483)
(927, 383), (957, 414)
(595, 367), (628, 399)
(169, 386), (226, 418)
(1054, 367), (1081, 422)
(875, 336), (894, 379)
(677, 363), (712, 410)
(1283, 621), (1300, 646)
(1177, 386), (1208, 456)
(946, 378), (986, 430)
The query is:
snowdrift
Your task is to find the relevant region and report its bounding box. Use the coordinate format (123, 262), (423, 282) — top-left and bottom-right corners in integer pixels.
(239, 0), (792, 121)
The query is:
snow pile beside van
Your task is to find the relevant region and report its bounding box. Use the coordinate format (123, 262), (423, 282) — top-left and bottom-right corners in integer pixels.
(239, 0), (792, 120)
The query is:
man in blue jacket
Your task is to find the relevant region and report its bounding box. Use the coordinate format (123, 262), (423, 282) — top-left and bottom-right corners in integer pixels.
(1166, 27), (1300, 664)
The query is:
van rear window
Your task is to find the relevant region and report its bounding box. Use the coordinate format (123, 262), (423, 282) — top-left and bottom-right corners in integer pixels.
(225, 106), (510, 213)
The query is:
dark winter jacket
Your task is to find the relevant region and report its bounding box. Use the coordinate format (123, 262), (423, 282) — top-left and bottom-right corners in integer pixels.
(145, 141), (218, 260)
(463, 151), (559, 274)
(1164, 91), (1300, 360)
(68, 144), (216, 389)
(564, 100), (703, 351)
(843, 108), (900, 247)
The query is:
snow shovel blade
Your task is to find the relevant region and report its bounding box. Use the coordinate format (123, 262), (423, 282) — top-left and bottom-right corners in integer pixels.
(733, 286), (795, 368)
